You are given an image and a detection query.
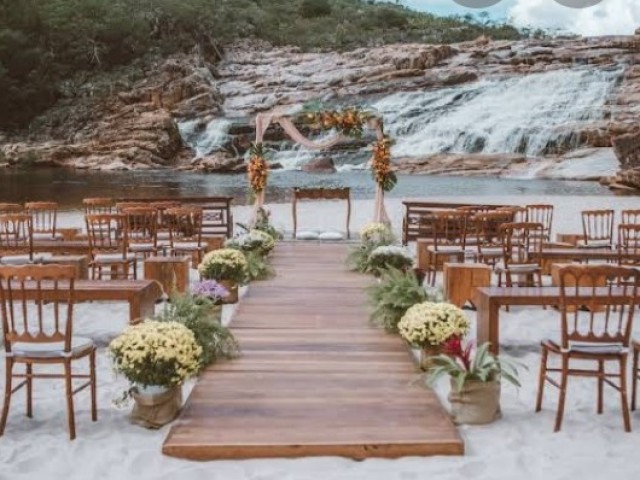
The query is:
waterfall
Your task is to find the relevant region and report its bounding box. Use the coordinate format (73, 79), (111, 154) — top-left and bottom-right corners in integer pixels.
(178, 118), (231, 157)
(372, 67), (622, 158)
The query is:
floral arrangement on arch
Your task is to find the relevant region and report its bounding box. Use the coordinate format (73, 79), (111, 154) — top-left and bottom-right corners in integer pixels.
(109, 321), (202, 388)
(198, 248), (248, 284)
(247, 143), (269, 195)
(397, 302), (470, 348)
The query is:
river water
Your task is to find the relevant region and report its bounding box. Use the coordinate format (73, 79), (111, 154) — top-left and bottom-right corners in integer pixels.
(0, 167), (613, 209)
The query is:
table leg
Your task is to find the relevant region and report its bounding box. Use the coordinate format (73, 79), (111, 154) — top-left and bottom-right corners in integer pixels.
(476, 294), (501, 355)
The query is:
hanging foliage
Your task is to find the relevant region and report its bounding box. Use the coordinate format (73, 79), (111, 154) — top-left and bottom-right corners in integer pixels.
(247, 142), (269, 194)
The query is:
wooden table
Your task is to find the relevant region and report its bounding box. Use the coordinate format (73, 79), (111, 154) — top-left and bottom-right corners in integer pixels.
(18, 279), (163, 323)
(42, 255), (89, 280)
(535, 248), (635, 262)
(292, 188), (351, 239)
(474, 286), (636, 354)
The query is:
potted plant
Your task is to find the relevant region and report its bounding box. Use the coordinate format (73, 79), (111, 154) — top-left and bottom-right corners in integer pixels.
(397, 301), (469, 369)
(225, 229), (275, 256)
(109, 320), (202, 428)
(346, 222), (394, 273)
(427, 339), (521, 425)
(367, 245), (414, 277)
(198, 248), (247, 303)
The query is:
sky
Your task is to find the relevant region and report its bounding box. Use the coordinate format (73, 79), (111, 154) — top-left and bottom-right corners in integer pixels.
(403, 0), (640, 36)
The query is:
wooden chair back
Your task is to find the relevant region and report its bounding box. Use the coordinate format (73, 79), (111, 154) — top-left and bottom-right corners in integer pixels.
(85, 214), (126, 256)
(0, 265), (76, 353)
(150, 201), (181, 232)
(558, 265), (640, 349)
(115, 202), (148, 212)
(526, 204), (553, 239)
(0, 203), (23, 214)
(0, 214), (33, 258)
(122, 207), (158, 249)
(497, 206), (527, 223)
(618, 224), (640, 266)
(581, 209), (614, 246)
(25, 201), (58, 236)
(166, 207), (203, 245)
(621, 209), (640, 225)
(500, 222), (545, 268)
(474, 210), (515, 248)
(82, 197), (114, 215)
(430, 210), (468, 251)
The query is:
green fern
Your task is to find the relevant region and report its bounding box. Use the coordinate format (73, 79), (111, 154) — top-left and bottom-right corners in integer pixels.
(366, 268), (434, 333)
(155, 293), (240, 369)
(244, 251), (275, 282)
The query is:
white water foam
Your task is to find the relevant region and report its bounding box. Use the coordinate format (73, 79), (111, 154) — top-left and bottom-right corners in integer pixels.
(178, 118), (231, 157)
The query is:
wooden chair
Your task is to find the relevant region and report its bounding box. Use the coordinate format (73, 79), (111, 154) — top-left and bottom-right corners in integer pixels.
(25, 201), (61, 241)
(496, 206), (527, 223)
(166, 207), (206, 266)
(618, 224), (640, 269)
(621, 209), (640, 225)
(0, 214), (42, 265)
(473, 210), (514, 266)
(633, 340), (640, 411)
(82, 198), (113, 215)
(497, 222), (545, 288)
(0, 264), (97, 440)
(536, 265), (639, 431)
(526, 204), (553, 241)
(580, 210), (614, 249)
(0, 203), (23, 214)
(121, 207), (159, 260)
(151, 201), (181, 249)
(85, 214), (136, 280)
(425, 210), (468, 286)
(115, 202), (148, 212)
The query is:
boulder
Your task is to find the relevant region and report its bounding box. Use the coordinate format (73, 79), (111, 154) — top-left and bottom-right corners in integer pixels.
(301, 157), (336, 173)
(612, 131), (640, 169)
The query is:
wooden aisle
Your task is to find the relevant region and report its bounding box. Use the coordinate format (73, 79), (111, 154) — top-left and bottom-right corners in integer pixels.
(162, 243), (464, 460)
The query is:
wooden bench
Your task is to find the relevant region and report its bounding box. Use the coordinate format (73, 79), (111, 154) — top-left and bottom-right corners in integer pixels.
(32, 240), (90, 255)
(17, 279), (163, 323)
(443, 263), (491, 308)
(42, 255), (89, 280)
(474, 286), (636, 354)
(144, 256), (190, 295)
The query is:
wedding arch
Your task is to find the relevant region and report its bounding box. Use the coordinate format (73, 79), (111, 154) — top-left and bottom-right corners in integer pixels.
(247, 106), (396, 228)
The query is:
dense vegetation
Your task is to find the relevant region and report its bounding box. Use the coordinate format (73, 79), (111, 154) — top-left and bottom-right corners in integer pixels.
(0, 0), (522, 129)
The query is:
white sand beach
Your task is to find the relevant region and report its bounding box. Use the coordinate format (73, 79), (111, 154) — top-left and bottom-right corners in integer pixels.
(2, 195), (640, 480)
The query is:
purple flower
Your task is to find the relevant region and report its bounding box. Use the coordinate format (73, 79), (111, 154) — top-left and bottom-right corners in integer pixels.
(191, 280), (229, 301)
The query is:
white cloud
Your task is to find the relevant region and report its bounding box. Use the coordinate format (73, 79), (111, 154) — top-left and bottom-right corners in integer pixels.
(508, 0), (640, 36)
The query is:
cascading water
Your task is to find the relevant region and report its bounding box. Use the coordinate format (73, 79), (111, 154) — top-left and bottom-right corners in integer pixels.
(177, 67), (622, 170)
(373, 67), (622, 158)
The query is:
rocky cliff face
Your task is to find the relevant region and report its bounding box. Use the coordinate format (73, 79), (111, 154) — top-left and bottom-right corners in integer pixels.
(2, 35), (640, 191)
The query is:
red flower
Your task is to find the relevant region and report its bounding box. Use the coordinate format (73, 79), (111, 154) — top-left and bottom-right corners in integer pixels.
(442, 336), (473, 372)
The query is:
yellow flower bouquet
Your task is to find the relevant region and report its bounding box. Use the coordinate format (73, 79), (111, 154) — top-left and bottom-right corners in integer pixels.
(398, 302), (470, 348)
(109, 321), (202, 388)
(198, 248), (248, 284)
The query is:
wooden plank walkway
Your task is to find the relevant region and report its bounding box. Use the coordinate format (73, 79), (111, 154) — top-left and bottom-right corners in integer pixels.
(162, 243), (464, 460)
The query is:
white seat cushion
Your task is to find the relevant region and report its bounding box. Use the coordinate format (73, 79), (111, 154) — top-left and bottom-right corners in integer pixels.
(0, 254), (48, 265)
(94, 253), (136, 262)
(577, 239), (612, 248)
(33, 232), (64, 241)
(568, 342), (625, 355)
(318, 232), (344, 241)
(495, 262), (539, 273)
(478, 247), (503, 256)
(172, 242), (202, 250)
(427, 245), (465, 254)
(296, 231), (319, 240)
(9, 336), (94, 358)
(129, 243), (156, 252)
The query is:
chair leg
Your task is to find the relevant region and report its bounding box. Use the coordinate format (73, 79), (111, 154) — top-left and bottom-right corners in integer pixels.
(554, 355), (569, 432)
(64, 360), (76, 440)
(632, 346), (639, 411)
(90, 350), (97, 422)
(535, 346), (548, 412)
(619, 356), (632, 432)
(26, 363), (33, 418)
(133, 261), (138, 280)
(0, 358), (14, 435)
(597, 360), (604, 414)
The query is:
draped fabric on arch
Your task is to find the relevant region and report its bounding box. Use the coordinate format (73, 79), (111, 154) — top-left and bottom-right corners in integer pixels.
(252, 110), (390, 226)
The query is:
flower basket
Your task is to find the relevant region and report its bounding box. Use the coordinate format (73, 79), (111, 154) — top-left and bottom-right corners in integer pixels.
(130, 385), (183, 429)
(448, 378), (501, 425)
(420, 344), (442, 371)
(220, 280), (239, 304)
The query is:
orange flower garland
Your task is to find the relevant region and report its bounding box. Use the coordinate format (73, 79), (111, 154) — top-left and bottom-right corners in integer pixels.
(248, 143), (269, 194)
(301, 106), (371, 138)
(372, 136), (397, 192)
